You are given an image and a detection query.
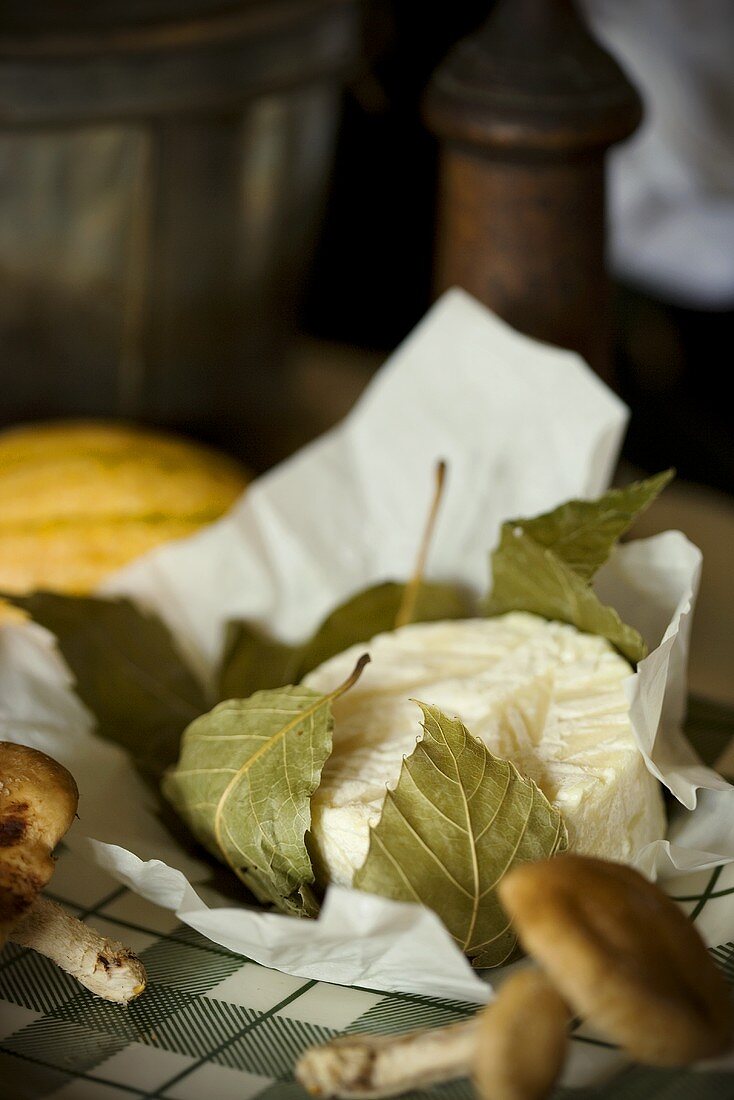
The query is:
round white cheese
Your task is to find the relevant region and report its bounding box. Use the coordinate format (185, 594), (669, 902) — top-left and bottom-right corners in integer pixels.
(304, 612), (666, 888)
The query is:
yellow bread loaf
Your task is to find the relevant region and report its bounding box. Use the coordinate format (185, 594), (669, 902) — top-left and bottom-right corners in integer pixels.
(0, 421), (248, 595)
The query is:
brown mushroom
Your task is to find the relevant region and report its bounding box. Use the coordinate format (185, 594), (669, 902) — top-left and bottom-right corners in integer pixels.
(295, 972), (568, 1100)
(499, 854), (734, 1067)
(0, 741), (78, 943)
(296, 855), (734, 1098)
(0, 741), (146, 1003)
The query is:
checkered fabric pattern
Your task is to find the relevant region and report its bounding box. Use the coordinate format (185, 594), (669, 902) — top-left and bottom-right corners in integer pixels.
(0, 854), (480, 1100)
(2, 706), (734, 1100)
(2, 860), (732, 1100)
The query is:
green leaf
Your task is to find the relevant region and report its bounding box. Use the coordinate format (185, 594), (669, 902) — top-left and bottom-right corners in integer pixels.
(164, 655), (370, 916)
(218, 622), (304, 701)
(353, 702), (568, 968)
(480, 468), (669, 664)
(4, 592), (207, 780)
(218, 580), (471, 700)
(299, 581), (470, 677)
(484, 527), (647, 663)
(511, 470), (674, 581)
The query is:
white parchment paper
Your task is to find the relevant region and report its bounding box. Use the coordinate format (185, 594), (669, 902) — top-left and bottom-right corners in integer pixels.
(2, 291), (733, 1029)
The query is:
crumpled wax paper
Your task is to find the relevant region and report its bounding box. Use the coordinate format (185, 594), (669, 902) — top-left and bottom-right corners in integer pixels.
(2, 290), (733, 1025)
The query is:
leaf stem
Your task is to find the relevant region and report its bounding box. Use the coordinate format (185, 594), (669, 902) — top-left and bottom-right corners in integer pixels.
(395, 460), (447, 630)
(332, 653), (371, 700)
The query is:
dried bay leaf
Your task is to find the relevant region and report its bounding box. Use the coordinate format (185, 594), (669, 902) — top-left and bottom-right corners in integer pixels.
(163, 686), (327, 916)
(480, 468), (670, 664)
(484, 527), (647, 664)
(218, 622), (304, 702)
(218, 580), (471, 701)
(298, 581), (471, 678)
(353, 703), (567, 967)
(4, 592), (207, 780)
(511, 470), (674, 581)
(164, 654), (370, 916)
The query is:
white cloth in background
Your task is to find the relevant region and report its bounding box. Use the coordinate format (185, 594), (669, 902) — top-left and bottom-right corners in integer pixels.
(582, 0), (734, 309)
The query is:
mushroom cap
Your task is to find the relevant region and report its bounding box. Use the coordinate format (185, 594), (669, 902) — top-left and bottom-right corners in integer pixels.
(499, 855), (734, 1066)
(0, 742), (79, 944)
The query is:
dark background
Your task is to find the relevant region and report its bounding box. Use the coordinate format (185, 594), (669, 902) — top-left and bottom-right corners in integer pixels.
(1, 0), (732, 493)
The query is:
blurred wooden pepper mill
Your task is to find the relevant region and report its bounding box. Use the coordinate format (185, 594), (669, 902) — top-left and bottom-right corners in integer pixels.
(425, 0), (641, 383)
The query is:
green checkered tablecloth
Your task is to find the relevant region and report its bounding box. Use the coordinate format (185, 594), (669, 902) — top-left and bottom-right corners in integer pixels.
(2, 700), (733, 1100)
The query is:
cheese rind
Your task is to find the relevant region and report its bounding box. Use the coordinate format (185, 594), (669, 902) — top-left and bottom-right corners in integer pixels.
(304, 613), (666, 888)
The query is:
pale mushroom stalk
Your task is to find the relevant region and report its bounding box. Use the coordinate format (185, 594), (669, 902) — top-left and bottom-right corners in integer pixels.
(10, 896), (146, 1004)
(297, 1017), (479, 1099)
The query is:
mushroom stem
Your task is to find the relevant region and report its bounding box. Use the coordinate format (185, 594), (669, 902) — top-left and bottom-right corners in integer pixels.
(297, 970), (572, 1100)
(296, 1016), (478, 1099)
(10, 895), (146, 1004)
(473, 969), (571, 1100)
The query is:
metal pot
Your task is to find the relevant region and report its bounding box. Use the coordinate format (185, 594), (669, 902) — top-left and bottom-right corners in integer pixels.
(0, 1), (358, 464)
